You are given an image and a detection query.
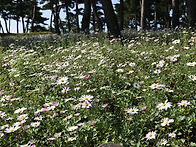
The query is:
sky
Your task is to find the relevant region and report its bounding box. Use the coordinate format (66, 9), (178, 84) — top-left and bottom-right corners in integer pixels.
(0, 0), (119, 33)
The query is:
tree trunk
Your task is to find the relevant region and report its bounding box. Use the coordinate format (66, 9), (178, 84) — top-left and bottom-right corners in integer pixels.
(3, 18), (9, 33)
(187, 0), (196, 27)
(100, 0), (121, 38)
(154, 7), (157, 30)
(91, 0), (103, 32)
(164, 0), (171, 28)
(65, 2), (71, 32)
(22, 17), (26, 33)
(16, 18), (19, 33)
(26, 18), (30, 33)
(0, 21), (4, 33)
(140, 0), (146, 31)
(50, 11), (53, 32)
(54, 0), (60, 35)
(92, 12), (96, 32)
(31, 3), (36, 32)
(9, 18), (11, 32)
(119, 0), (124, 31)
(82, 0), (91, 33)
(134, 11), (137, 30)
(172, 0), (179, 28)
(76, 0), (80, 33)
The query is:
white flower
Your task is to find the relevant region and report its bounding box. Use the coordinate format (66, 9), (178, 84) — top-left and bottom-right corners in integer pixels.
(159, 139), (167, 146)
(154, 69), (161, 74)
(0, 111), (6, 118)
(68, 137), (76, 141)
(168, 132), (176, 138)
(0, 132), (4, 138)
(157, 100), (172, 110)
(156, 60), (165, 67)
(17, 114), (28, 121)
(67, 126), (78, 132)
(79, 95), (94, 101)
(188, 75), (196, 81)
(146, 131), (156, 140)
(56, 76), (69, 85)
(5, 126), (20, 133)
(61, 87), (70, 94)
(161, 118), (174, 126)
(54, 132), (61, 138)
(170, 56), (177, 62)
(178, 100), (191, 107)
(30, 122), (41, 127)
(129, 62), (136, 67)
(172, 39), (180, 44)
(116, 69), (124, 73)
(186, 62), (196, 67)
(14, 107), (27, 114)
(126, 107), (139, 114)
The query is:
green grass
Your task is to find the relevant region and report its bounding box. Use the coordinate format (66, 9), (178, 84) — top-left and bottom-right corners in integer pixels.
(0, 29), (195, 146)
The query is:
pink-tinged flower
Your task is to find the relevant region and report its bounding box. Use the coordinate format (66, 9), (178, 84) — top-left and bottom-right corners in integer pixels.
(74, 113), (80, 116)
(77, 123), (84, 126)
(61, 87), (70, 94)
(54, 132), (61, 138)
(168, 132), (176, 138)
(51, 75), (58, 79)
(47, 138), (56, 140)
(141, 106), (147, 110)
(68, 137), (76, 141)
(178, 100), (191, 107)
(146, 131), (156, 140)
(89, 122), (94, 126)
(161, 118), (174, 126)
(30, 122), (40, 127)
(94, 99), (100, 102)
(81, 101), (92, 109)
(102, 104), (108, 108)
(17, 114), (28, 121)
(156, 100), (172, 110)
(84, 74), (90, 79)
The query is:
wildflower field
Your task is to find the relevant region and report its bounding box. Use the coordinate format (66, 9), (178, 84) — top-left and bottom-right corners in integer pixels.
(0, 30), (195, 147)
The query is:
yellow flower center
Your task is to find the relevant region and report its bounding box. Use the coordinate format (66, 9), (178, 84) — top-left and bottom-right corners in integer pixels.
(149, 134), (152, 137)
(162, 104), (166, 106)
(85, 104), (88, 106)
(131, 110), (134, 112)
(84, 98), (88, 100)
(10, 129), (14, 132)
(182, 103), (186, 105)
(70, 137), (74, 139)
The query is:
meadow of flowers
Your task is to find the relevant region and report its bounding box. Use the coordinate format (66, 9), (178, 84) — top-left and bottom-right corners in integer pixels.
(0, 30), (195, 147)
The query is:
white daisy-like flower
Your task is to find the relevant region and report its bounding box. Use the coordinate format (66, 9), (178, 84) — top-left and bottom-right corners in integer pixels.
(5, 126), (21, 133)
(79, 95), (94, 101)
(172, 39), (180, 44)
(126, 107), (139, 114)
(63, 114), (73, 121)
(17, 114), (28, 121)
(178, 100), (191, 107)
(0, 132), (4, 138)
(186, 62), (196, 67)
(30, 122), (41, 127)
(56, 76), (69, 85)
(188, 75), (196, 81)
(156, 100), (172, 110)
(0, 124), (9, 130)
(129, 62), (136, 67)
(67, 126), (78, 132)
(161, 118), (174, 126)
(159, 139), (167, 146)
(154, 69), (161, 74)
(168, 132), (176, 138)
(14, 107), (27, 114)
(0, 111), (6, 118)
(54, 132), (61, 138)
(170, 56), (177, 62)
(116, 69), (124, 73)
(146, 131), (156, 140)
(68, 137), (76, 141)
(61, 87), (70, 94)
